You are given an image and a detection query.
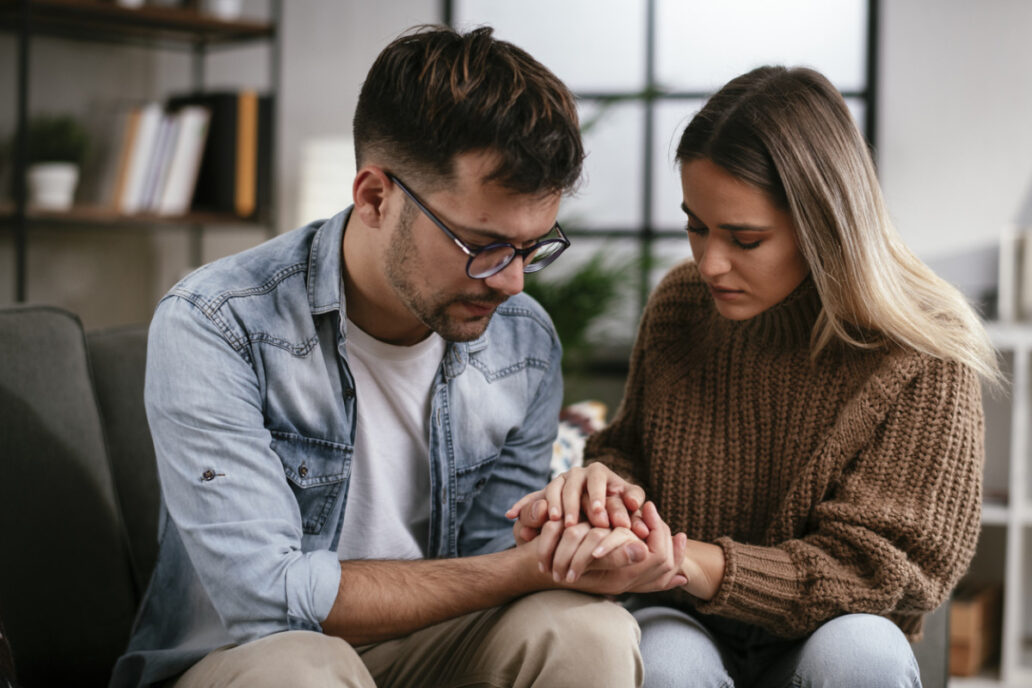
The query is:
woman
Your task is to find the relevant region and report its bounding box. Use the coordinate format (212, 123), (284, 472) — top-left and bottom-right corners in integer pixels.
(510, 65), (999, 687)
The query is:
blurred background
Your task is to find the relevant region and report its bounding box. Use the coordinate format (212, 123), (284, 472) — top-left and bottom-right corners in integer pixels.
(0, 1), (1030, 685)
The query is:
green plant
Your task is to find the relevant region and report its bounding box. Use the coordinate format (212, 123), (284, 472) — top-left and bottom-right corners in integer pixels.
(523, 248), (642, 373)
(25, 115), (89, 166)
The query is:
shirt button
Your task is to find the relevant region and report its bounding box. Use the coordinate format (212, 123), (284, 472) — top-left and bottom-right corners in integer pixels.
(474, 478), (486, 490)
(299, 464), (309, 478)
(344, 388), (355, 399)
(201, 469), (215, 481)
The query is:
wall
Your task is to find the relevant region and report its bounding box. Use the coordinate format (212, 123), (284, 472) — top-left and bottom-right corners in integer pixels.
(0, 0), (437, 328)
(878, 0), (1032, 308)
(3, 0), (1032, 326)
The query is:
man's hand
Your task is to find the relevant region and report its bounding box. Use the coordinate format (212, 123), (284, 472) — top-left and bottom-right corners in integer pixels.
(535, 502), (689, 595)
(507, 463), (649, 537)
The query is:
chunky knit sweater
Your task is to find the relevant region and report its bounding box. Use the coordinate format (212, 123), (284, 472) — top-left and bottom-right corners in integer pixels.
(586, 261), (984, 639)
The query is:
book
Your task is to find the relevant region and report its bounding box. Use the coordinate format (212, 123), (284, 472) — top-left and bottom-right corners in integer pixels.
(139, 113), (178, 213)
(155, 106), (211, 217)
(167, 90), (272, 220)
(107, 107), (141, 211)
(119, 102), (163, 215)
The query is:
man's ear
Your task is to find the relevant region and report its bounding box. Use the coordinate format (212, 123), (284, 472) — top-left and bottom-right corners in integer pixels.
(352, 166), (391, 228)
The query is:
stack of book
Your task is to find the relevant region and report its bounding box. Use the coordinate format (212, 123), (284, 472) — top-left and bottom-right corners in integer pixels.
(109, 90), (272, 220)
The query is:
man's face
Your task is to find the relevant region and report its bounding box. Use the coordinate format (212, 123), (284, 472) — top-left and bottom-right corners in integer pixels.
(383, 151), (562, 342)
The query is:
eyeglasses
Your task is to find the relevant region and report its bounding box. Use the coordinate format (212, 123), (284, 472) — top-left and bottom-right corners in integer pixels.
(387, 173), (570, 280)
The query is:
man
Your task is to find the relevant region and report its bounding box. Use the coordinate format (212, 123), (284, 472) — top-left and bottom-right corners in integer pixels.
(111, 26), (685, 688)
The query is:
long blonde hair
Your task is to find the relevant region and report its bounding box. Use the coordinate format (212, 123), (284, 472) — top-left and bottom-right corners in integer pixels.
(677, 66), (1001, 384)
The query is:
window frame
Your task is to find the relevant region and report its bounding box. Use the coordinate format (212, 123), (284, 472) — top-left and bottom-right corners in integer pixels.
(444, 0), (879, 315)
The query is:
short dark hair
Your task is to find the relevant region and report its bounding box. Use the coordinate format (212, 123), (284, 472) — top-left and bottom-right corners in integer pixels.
(353, 25), (583, 196)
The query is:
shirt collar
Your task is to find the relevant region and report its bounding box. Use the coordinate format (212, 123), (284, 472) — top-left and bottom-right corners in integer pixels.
(308, 204), (492, 372)
(306, 206), (352, 317)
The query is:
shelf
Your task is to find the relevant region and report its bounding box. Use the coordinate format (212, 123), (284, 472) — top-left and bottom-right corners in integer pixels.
(0, 204), (265, 228)
(950, 676), (1002, 688)
(0, 0), (274, 48)
(950, 667), (1032, 688)
(983, 502), (1010, 525)
(985, 321), (1032, 350)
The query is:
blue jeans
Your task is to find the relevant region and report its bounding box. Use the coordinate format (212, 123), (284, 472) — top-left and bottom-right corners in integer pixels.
(629, 603), (922, 688)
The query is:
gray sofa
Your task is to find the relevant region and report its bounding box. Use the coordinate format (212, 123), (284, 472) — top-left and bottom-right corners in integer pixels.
(0, 305), (157, 687)
(0, 304), (950, 686)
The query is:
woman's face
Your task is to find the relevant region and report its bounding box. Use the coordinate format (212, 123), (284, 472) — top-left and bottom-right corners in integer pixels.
(681, 158), (810, 320)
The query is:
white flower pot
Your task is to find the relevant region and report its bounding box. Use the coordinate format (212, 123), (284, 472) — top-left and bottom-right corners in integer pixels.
(202, 0), (244, 20)
(27, 162), (79, 211)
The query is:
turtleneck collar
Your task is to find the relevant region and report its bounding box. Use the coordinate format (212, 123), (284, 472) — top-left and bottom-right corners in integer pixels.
(722, 273), (822, 350)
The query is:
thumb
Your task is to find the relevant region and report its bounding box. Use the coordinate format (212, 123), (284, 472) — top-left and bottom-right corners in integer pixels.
(624, 540), (647, 564)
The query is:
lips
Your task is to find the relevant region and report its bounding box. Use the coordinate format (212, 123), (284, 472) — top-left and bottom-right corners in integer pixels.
(707, 284), (744, 300)
(460, 300), (502, 317)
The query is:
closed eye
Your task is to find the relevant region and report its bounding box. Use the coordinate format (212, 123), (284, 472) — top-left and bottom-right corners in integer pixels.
(685, 220), (762, 250)
(685, 219), (707, 236)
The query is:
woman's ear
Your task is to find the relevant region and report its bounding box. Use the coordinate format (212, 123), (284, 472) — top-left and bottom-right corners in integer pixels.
(352, 166), (391, 228)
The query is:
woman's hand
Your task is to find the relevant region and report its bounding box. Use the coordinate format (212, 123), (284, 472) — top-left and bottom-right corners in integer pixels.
(536, 501), (689, 595)
(507, 463), (650, 537)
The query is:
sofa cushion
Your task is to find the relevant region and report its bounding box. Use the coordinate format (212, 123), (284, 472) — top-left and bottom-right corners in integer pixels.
(88, 324), (160, 586)
(0, 305), (138, 687)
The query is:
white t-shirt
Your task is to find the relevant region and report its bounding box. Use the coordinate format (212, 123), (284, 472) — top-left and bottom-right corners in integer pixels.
(336, 317), (446, 561)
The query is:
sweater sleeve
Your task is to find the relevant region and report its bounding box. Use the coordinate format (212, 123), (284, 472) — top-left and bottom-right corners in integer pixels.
(694, 355), (984, 638)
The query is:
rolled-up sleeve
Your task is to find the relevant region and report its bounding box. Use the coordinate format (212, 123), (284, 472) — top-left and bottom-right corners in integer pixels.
(146, 295), (340, 641)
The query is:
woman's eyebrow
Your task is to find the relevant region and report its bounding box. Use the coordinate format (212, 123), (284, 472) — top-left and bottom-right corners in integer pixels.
(681, 203), (773, 232)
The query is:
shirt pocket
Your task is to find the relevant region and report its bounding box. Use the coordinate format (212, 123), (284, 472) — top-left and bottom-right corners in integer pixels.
(271, 432), (351, 534)
(454, 452), (500, 505)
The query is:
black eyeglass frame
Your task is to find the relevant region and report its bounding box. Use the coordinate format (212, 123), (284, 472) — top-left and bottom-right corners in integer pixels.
(387, 173), (570, 280)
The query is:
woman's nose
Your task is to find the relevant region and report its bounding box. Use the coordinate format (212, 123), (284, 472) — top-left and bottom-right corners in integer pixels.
(695, 240), (731, 279)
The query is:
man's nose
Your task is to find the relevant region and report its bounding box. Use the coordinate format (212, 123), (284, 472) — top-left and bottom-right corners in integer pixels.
(483, 257), (525, 296)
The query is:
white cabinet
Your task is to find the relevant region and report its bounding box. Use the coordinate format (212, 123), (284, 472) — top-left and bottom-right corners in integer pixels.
(951, 323), (1032, 687)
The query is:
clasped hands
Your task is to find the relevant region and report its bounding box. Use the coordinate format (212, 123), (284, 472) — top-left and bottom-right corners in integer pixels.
(507, 463), (689, 596)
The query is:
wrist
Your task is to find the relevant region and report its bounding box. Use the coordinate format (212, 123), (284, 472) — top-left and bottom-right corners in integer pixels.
(679, 540), (725, 601)
(511, 539), (561, 593)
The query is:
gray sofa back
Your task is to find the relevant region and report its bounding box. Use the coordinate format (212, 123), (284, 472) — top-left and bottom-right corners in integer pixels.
(0, 305), (155, 687)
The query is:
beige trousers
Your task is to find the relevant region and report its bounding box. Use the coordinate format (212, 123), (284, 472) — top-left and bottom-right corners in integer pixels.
(173, 590), (642, 688)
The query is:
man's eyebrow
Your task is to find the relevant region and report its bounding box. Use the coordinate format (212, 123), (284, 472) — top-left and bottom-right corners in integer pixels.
(459, 224), (555, 245)
(681, 203), (773, 232)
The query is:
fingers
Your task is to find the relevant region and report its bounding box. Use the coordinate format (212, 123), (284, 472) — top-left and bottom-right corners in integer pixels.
(517, 526), (540, 544)
(606, 494), (631, 529)
(551, 522), (592, 583)
(561, 469), (586, 526)
(573, 528), (639, 578)
(506, 489), (543, 520)
(641, 500), (662, 532)
(616, 482), (646, 514)
(516, 499), (549, 530)
(536, 519), (564, 575)
(668, 532), (689, 588)
(524, 463), (649, 532)
(581, 493), (610, 528)
(543, 475), (567, 523)
(585, 528), (643, 570)
(584, 467), (609, 526)
(630, 510), (650, 539)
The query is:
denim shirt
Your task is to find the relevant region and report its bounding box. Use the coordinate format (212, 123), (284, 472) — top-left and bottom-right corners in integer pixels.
(110, 208), (562, 688)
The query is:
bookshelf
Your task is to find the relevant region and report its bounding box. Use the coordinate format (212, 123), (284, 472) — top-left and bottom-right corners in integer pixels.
(950, 322), (1032, 687)
(0, 0), (280, 301)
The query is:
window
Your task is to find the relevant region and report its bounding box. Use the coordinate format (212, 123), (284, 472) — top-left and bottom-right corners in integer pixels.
(449, 0), (876, 350)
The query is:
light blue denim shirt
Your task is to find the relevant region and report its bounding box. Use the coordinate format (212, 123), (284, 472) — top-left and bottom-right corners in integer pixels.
(110, 207), (562, 687)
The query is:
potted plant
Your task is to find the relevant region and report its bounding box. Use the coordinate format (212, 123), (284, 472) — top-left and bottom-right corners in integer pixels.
(523, 248), (643, 375)
(24, 114), (89, 210)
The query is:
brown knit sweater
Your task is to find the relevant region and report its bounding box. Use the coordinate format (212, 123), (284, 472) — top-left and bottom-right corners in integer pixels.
(586, 261), (984, 640)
